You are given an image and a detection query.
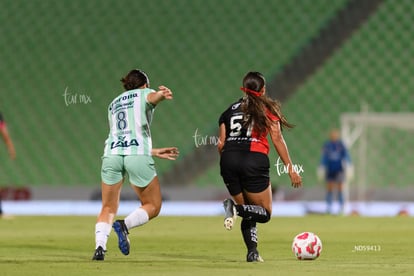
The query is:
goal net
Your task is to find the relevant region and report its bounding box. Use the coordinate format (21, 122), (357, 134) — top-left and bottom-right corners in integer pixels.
(341, 112), (414, 202)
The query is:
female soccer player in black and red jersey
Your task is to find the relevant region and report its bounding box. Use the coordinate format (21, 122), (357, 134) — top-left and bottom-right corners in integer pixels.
(218, 71), (302, 262)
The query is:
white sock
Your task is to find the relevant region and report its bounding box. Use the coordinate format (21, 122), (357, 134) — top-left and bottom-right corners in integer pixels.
(95, 222), (111, 250)
(125, 208), (149, 230)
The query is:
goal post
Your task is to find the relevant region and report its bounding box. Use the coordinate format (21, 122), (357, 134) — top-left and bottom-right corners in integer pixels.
(340, 112), (414, 204)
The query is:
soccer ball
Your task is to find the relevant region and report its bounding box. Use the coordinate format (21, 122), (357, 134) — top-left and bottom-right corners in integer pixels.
(292, 232), (322, 260)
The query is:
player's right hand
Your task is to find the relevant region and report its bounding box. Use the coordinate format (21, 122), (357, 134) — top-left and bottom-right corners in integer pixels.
(158, 86), (173, 100)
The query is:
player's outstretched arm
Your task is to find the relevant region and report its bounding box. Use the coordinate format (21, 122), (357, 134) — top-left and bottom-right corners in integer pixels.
(147, 86), (173, 105)
(0, 124), (16, 160)
(217, 123), (226, 155)
(151, 147), (179, 160)
(269, 121), (302, 188)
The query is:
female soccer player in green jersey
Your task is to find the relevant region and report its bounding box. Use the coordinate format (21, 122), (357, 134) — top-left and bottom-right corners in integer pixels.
(92, 69), (178, 260)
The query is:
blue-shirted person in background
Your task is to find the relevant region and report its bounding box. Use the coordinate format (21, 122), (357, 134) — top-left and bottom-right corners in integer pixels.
(318, 129), (352, 215)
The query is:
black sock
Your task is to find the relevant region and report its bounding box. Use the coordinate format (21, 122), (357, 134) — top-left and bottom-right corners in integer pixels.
(241, 219), (257, 252)
(235, 205), (271, 223)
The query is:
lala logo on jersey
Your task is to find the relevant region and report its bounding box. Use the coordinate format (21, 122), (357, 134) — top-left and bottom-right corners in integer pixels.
(232, 103), (241, 110)
(111, 135), (139, 149)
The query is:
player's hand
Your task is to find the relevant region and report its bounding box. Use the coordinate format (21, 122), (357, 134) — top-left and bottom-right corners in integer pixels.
(289, 171), (302, 188)
(317, 166), (325, 183)
(152, 147), (179, 160)
(9, 148), (16, 160)
(157, 86), (173, 100)
(345, 163), (354, 181)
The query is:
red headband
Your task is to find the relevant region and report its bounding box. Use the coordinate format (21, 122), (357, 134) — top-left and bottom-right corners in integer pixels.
(240, 87), (263, 97)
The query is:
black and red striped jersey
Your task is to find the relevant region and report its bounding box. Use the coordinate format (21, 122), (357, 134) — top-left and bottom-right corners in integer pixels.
(218, 98), (279, 155)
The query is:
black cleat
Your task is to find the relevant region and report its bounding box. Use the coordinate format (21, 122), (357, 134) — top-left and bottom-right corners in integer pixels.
(246, 251), (264, 262)
(113, 220), (130, 255)
(92, 246), (106, 261)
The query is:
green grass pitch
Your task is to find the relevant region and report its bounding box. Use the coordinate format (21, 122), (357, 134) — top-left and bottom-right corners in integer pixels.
(0, 215), (413, 276)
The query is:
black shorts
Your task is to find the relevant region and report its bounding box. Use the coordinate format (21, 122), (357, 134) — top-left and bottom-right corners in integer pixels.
(220, 151), (270, 196)
(326, 170), (344, 183)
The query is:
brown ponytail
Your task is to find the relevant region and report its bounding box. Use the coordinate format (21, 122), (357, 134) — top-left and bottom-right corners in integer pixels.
(240, 72), (294, 135)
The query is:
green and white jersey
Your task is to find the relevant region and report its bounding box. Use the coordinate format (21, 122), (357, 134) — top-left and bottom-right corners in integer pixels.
(103, 88), (155, 156)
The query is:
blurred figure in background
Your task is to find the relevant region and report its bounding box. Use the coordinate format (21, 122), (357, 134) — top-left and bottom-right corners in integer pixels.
(0, 112), (16, 217)
(318, 129), (352, 215)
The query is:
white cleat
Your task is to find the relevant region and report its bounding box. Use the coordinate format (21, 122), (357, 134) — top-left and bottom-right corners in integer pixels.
(224, 217), (234, 230)
(223, 198), (237, 230)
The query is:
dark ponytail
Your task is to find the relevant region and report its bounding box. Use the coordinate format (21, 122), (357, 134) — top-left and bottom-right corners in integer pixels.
(240, 72), (294, 135)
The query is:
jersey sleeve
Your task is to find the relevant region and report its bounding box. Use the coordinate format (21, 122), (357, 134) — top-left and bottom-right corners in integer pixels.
(144, 89), (157, 109)
(218, 111), (226, 126)
(320, 142), (328, 166)
(266, 110), (279, 121)
(341, 141), (352, 164)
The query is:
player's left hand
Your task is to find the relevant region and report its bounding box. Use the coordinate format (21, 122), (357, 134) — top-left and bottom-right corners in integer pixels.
(9, 147), (16, 160)
(345, 163), (354, 181)
(152, 147), (179, 160)
(289, 171), (302, 188)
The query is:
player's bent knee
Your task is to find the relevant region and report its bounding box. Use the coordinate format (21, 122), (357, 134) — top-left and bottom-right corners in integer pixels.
(152, 204), (161, 217)
(263, 210), (271, 223)
(259, 209), (271, 223)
